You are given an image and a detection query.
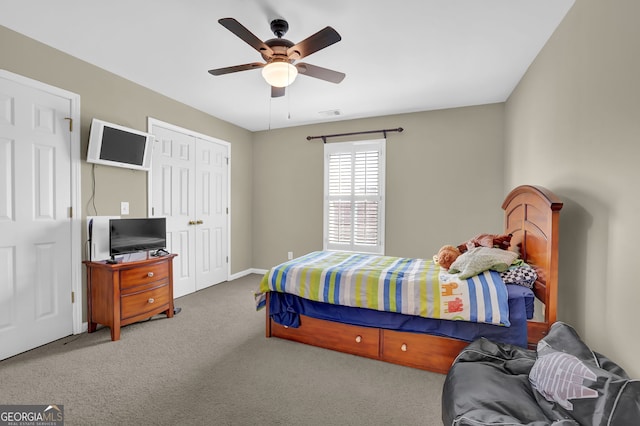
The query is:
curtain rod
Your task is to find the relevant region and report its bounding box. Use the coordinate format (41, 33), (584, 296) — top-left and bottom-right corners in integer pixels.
(306, 127), (403, 143)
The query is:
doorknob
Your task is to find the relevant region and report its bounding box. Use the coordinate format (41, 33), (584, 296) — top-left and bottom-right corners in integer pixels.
(188, 220), (197, 225)
(196, 220), (203, 224)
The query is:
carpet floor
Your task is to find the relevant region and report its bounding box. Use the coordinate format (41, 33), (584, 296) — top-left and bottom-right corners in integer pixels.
(0, 274), (446, 425)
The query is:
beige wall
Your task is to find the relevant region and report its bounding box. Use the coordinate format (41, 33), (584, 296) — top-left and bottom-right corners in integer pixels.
(252, 104), (505, 268)
(505, 0), (640, 376)
(0, 25), (254, 277)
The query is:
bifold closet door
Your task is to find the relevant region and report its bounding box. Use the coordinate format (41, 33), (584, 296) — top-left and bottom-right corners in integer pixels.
(151, 127), (197, 298)
(150, 125), (228, 298)
(194, 138), (228, 290)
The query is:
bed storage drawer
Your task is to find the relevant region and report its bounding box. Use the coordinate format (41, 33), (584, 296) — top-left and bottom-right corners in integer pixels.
(380, 330), (468, 374)
(271, 314), (380, 359)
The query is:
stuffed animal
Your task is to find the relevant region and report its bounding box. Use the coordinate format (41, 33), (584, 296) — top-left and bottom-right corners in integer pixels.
(456, 233), (512, 254)
(433, 245), (462, 270)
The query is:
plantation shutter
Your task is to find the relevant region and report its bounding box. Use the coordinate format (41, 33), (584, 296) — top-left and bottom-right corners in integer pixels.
(324, 139), (385, 254)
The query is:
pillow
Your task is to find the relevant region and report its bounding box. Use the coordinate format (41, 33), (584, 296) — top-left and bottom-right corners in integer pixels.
(448, 246), (519, 279)
(500, 265), (538, 288)
(529, 322), (640, 426)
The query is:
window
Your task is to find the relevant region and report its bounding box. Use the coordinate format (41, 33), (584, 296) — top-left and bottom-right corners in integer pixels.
(323, 139), (386, 254)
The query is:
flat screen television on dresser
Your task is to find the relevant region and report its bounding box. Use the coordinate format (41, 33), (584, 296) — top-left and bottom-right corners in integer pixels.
(109, 218), (166, 257)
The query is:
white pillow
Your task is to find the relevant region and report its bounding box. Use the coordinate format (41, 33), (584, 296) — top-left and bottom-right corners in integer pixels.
(448, 247), (518, 279)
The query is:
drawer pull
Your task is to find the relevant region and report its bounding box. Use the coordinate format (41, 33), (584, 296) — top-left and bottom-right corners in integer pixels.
(147, 272), (154, 278)
(148, 298), (155, 304)
(355, 335), (362, 343)
(401, 343), (408, 352)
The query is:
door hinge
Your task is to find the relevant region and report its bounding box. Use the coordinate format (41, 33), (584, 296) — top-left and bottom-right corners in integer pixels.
(226, 157), (229, 165)
(69, 206), (73, 218)
(64, 117), (73, 132)
(226, 256), (229, 263)
(226, 207), (229, 214)
(71, 291), (75, 303)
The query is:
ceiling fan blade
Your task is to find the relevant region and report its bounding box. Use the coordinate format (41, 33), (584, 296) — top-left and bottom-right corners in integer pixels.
(296, 63), (345, 84)
(218, 18), (274, 57)
(271, 86), (285, 98)
(208, 62), (264, 76)
(287, 27), (341, 60)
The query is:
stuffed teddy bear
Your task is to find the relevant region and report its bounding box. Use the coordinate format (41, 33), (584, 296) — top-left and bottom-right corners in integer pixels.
(456, 233), (512, 254)
(433, 245), (462, 270)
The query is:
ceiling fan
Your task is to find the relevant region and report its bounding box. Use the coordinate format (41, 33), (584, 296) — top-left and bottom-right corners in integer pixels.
(208, 18), (345, 98)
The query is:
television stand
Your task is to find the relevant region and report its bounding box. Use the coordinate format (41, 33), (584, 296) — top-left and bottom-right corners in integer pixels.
(84, 254), (177, 341)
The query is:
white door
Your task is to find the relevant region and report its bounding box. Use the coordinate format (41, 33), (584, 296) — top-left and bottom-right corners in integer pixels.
(149, 122), (229, 298)
(150, 126), (196, 298)
(194, 138), (228, 290)
(0, 73), (74, 360)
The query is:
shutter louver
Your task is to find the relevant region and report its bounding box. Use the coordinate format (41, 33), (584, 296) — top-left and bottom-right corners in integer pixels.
(353, 150), (379, 247)
(327, 152), (352, 246)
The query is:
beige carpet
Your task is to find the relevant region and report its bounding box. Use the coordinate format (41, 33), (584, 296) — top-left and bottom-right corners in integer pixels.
(0, 274), (446, 425)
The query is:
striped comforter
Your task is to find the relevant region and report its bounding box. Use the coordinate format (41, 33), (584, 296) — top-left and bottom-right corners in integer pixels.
(258, 251), (510, 326)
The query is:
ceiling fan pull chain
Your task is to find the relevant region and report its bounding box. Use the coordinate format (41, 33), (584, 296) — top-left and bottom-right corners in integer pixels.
(287, 73), (292, 120)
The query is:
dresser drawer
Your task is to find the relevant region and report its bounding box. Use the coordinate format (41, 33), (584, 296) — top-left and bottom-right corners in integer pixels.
(121, 284), (170, 321)
(120, 261), (169, 289)
(380, 330), (468, 373)
(271, 315), (380, 359)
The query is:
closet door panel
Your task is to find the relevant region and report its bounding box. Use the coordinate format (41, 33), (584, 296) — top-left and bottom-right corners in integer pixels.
(195, 138), (227, 289)
(150, 127), (196, 298)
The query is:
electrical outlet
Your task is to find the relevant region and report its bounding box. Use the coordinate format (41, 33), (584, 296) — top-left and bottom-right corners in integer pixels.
(120, 201), (129, 215)
(287, 251), (293, 260)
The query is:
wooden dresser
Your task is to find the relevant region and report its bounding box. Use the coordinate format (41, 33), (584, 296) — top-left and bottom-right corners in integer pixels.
(84, 254), (177, 341)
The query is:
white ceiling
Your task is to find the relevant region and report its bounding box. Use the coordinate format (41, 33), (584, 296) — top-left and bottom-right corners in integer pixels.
(0, 0), (574, 132)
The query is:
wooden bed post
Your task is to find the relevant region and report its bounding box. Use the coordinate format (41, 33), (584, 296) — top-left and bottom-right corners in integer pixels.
(265, 292), (272, 338)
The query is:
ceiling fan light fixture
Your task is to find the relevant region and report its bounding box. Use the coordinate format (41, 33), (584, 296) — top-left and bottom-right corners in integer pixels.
(262, 61), (298, 88)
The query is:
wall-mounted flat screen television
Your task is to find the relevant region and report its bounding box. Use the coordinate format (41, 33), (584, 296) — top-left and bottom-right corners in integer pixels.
(109, 218), (167, 257)
(87, 118), (154, 171)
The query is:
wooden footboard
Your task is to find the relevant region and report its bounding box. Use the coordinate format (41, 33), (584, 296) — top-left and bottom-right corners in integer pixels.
(265, 185), (562, 374)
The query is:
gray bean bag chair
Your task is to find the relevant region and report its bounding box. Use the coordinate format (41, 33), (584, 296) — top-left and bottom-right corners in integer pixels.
(442, 322), (640, 425)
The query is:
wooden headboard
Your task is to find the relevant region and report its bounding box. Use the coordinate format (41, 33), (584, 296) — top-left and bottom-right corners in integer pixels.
(502, 185), (563, 347)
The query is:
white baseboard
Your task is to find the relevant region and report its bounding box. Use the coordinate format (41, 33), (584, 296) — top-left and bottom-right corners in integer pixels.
(229, 268), (267, 281)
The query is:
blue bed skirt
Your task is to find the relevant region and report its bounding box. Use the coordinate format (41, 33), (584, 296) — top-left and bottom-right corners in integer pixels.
(268, 284), (534, 348)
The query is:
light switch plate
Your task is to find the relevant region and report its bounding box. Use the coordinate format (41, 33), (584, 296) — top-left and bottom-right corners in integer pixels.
(120, 201), (129, 215)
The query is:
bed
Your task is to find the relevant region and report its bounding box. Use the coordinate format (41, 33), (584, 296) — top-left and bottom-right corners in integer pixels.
(259, 185), (563, 374)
